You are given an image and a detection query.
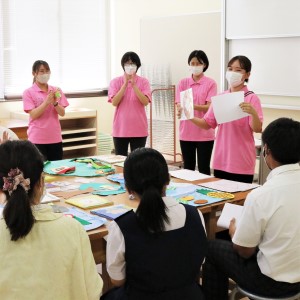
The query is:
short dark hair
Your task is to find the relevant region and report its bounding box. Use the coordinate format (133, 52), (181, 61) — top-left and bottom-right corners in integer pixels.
(262, 118), (300, 164)
(121, 52), (141, 72)
(188, 50), (209, 72)
(0, 140), (44, 241)
(227, 55), (252, 82)
(124, 147), (170, 234)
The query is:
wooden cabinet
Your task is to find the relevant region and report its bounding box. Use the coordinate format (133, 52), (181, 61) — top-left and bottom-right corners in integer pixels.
(60, 110), (98, 158)
(6, 108), (98, 159)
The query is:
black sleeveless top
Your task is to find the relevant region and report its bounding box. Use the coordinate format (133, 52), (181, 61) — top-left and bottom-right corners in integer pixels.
(113, 204), (207, 300)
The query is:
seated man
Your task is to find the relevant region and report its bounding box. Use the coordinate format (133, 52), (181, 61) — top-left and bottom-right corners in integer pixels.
(202, 117), (300, 299)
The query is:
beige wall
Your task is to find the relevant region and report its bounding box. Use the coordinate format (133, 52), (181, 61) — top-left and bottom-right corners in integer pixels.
(1, 0), (299, 139)
(110, 0), (222, 77)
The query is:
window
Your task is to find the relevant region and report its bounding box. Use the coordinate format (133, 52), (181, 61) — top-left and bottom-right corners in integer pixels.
(0, 0), (110, 99)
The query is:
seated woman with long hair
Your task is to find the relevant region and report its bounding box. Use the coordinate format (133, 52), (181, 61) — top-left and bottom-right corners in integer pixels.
(102, 147), (207, 300)
(0, 140), (103, 300)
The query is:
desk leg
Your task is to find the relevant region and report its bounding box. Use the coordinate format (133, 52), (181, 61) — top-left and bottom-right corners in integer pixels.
(204, 210), (217, 240)
(101, 262), (114, 294)
(90, 237), (114, 294)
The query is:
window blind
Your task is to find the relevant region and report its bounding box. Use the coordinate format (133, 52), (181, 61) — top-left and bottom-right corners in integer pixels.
(0, 0), (110, 99)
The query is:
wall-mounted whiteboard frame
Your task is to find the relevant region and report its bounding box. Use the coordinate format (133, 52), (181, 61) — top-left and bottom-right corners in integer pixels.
(140, 12), (223, 91)
(228, 37), (300, 97)
(225, 0), (300, 39)
(224, 0), (300, 98)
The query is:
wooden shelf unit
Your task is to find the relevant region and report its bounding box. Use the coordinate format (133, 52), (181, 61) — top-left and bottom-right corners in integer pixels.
(7, 108), (98, 159)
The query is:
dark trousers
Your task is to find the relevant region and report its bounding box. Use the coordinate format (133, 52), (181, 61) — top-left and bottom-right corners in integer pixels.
(34, 142), (63, 161)
(202, 240), (300, 300)
(214, 169), (254, 183)
(113, 137), (147, 156)
(180, 140), (214, 175)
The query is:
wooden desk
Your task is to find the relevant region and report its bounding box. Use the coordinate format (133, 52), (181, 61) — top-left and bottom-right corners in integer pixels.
(45, 169), (250, 292)
(0, 118), (28, 140)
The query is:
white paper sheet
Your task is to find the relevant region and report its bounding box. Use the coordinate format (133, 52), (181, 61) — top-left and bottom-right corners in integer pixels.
(199, 179), (260, 193)
(180, 88), (194, 120)
(41, 192), (60, 203)
(217, 203), (244, 229)
(169, 169), (213, 181)
(211, 91), (248, 124)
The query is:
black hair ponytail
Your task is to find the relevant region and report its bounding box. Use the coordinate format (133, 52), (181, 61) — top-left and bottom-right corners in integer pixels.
(136, 182), (169, 234)
(3, 187), (35, 241)
(124, 148), (170, 234)
(0, 140), (44, 241)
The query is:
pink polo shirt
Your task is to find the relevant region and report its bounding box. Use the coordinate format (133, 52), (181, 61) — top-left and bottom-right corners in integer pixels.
(23, 83), (69, 144)
(176, 75), (217, 141)
(203, 86), (263, 175)
(108, 74), (151, 137)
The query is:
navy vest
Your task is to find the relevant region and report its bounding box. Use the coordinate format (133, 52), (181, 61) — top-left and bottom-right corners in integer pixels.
(114, 204), (207, 300)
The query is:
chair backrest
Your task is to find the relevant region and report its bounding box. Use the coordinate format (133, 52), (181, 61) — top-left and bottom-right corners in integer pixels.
(230, 285), (300, 300)
(0, 126), (19, 141)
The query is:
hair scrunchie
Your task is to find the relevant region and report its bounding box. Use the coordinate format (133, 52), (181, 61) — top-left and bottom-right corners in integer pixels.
(2, 168), (31, 196)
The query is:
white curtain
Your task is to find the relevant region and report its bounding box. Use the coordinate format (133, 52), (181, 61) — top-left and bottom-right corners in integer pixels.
(0, 0), (110, 98)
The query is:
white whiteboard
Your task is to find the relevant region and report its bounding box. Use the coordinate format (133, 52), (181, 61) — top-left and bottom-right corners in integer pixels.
(140, 12), (221, 89)
(226, 0), (300, 39)
(229, 37), (300, 97)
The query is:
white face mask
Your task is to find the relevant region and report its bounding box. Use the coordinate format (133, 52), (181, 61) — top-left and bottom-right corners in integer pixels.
(189, 65), (204, 76)
(263, 147), (272, 170)
(36, 73), (50, 84)
(226, 71), (243, 88)
(124, 65), (137, 75)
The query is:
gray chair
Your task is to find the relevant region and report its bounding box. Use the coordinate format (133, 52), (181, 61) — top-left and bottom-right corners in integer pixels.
(230, 285), (300, 300)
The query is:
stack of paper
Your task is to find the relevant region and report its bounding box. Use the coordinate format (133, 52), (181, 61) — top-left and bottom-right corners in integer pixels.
(169, 169), (213, 181)
(199, 179), (260, 193)
(94, 155), (126, 164)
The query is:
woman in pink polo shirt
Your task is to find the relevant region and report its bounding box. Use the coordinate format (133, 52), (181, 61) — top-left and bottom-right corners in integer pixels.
(22, 60), (69, 161)
(189, 55), (263, 183)
(108, 52), (151, 156)
(176, 50), (217, 175)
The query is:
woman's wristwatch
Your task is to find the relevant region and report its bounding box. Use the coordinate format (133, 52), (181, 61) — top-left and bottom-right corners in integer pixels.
(53, 101), (59, 107)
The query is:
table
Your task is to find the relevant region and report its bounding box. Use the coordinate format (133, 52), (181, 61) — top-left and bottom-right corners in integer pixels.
(45, 167), (251, 292)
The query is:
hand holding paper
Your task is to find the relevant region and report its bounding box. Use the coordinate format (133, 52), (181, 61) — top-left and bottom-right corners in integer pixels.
(217, 203), (243, 229)
(211, 91), (248, 124)
(180, 88), (194, 120)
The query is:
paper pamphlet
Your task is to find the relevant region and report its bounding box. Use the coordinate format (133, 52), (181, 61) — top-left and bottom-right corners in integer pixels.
(217, 203), (243, 229)
(199, 179), (260, 193)
(169, 169), (213, 181)
(64, 207), (107, 231)
(180, 88), (194, 120)
(211, 91), (248, 124)
(91, 204), (133, 220)
(65, 195), (113, 209)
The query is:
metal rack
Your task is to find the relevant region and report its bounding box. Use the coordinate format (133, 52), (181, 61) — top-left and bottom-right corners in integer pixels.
(146, 85), (182, 164)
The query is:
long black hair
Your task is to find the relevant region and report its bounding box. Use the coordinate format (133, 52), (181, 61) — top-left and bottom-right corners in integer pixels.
(124, 148), (170, 234)
(0, 140), (44, 241)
